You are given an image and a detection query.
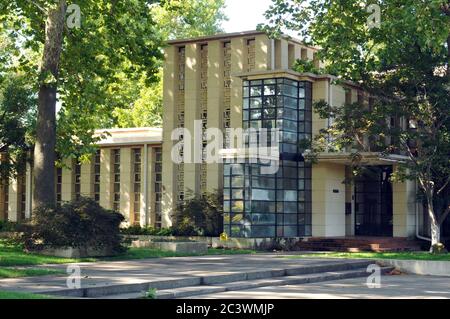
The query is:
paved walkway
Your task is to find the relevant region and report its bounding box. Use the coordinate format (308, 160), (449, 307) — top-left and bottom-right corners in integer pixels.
(187, 275), (450, 299)
(0, 254), (371, 294)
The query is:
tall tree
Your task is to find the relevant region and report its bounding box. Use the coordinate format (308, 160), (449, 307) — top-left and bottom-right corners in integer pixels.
(0, 75), (36, 180)
(151, 0), (227, 40)
(1, 0), (164, 208)
(261, 0), (450, 251)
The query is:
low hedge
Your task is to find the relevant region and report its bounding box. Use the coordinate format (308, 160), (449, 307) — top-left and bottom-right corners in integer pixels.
(23, 197), (125, 254)
(120, 225), (173, 236)
(0, 221), (19, 232)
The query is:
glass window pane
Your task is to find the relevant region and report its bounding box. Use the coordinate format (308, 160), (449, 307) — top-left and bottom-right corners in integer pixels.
(284, 202), (297, 213)
(232, 176), (244, 187)
(232, 189), (243, 199)
(231, 213), (244, 223)
(250, 120), (261, 129)
(250, 86), (262, 97)
(251, 214), (275, 225)
(283, 225), (297, 237)
(243, 98), (249, 109)
(283, 131), (297, 143)
(251, 189), (275, 201)
(299, 99), (305, 110)
(284, 97), (297, 109)
(250, 110), (262, 120)
(262, 120), (276, 130)
(264, 85), (276, 96)
(252, 176), (275, 189)
(263, 108), (276, 119)
(283, 179), (297, 190)
(284, 190), (297, 201)
(231, 200), (244, 212)
(263, 96), (276, 108)
(283, 121), (298, 132)
(250, 98), (262, 108)
(252, 226), (275, 237)
(284, 85), (297, 97)
(299, 87), (305, 98)
(231, 164), (244, 175)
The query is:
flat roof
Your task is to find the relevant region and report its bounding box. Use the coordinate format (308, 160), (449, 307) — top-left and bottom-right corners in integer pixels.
(95, 127), (162, 147)
(235, 69), (362, 89)
(167, 30), (319, 51)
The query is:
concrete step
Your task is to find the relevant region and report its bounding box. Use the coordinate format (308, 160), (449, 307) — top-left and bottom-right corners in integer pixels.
(295, 238), (422, 252)
(42, 260), (375, 298)
(101, 267), (394, 299)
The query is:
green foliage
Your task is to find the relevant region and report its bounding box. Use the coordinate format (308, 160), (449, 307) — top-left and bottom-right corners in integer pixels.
(152, 0), (227, 40)
(143, 288), (158, 299)
(0, 238), (257, 268)
(292, 59), (324, 74)
(0, 267), (64, 279)
(0, 0), (228, 173)
(0, 291), (56, 299)
(172, 191), (224, 237)
(0, 74), (36, 179)
(23, 197), (125, 253)
(431, 243), (448, 255)
(112, 0), (227, 129)
(120, 225), (173, 236)
(0, 0), (165, 166)
(0, 221), (19, 232)
(113, 70), (163, 128)
(263, 0), (450, 244)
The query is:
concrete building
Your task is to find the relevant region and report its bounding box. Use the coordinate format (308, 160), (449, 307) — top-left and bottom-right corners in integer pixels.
(160, 30), (440, 240)
(0, 128), (163, 227)
(1, 31), (447, 243)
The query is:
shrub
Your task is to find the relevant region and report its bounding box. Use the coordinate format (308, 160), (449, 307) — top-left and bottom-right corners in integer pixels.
(172, 191), (223, 237)
(0, 221), (19, 232)
(120, 225), (173, 236)
(24, 197), (125, 254)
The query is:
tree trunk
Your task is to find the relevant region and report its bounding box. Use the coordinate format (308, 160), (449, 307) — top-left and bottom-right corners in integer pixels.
(447, 35), (450, 78)
(33, 1), (66, 209)
(430, 211), (441, 247)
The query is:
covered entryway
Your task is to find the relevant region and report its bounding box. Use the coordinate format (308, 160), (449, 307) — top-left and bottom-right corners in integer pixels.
(354, 166), (393, 237)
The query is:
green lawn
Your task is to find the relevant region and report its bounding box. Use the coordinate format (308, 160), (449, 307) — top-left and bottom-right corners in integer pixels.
(0, 268), (64, 279)
(282, 251), (450, 261)
(0, 239), (256, 270)
(0, 291), (56, 299)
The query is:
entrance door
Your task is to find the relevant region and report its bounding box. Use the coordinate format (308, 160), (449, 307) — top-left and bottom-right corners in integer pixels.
(355, 166), (393, 236)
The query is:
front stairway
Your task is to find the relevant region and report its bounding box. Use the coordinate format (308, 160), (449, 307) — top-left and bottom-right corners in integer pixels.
(33, 259), (393, 299)
(295, 237), (423, 252)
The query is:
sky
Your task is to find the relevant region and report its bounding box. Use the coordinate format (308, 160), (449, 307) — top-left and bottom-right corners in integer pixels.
(222, 0), (273, 33)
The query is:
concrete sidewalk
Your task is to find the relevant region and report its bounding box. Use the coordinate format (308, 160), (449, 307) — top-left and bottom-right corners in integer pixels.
(0, 254), (373, 295)
(187, 275), (450, 299)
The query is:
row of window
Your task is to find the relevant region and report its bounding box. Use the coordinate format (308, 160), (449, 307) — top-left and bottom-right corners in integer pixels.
(112, 149), (121, 212)
(224, 78), (313, 238)
(0, 181), (8, 221)
(133, 149), (142, 224)
(154, 148), (162, 228)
